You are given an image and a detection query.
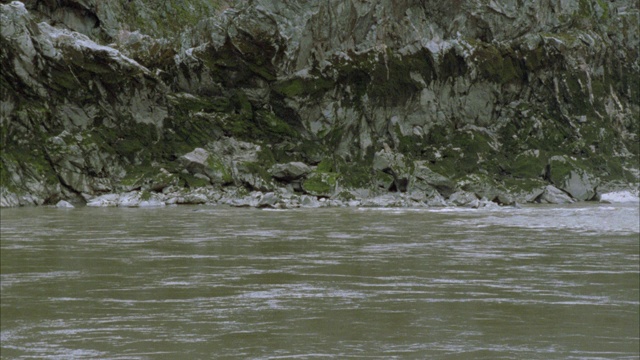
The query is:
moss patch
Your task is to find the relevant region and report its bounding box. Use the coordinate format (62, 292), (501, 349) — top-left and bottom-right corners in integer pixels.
(472, 45), (523, 84)
(272, 76), (334, 98)
(302, 171), (339, 196)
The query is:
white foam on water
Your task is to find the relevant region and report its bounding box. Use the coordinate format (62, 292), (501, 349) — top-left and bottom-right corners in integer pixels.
(599, 190), (639, 203)
(446, 204), (639, 234)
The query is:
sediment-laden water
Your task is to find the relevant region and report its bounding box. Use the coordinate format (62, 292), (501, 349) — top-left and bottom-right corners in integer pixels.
(1, 203), (638, 359)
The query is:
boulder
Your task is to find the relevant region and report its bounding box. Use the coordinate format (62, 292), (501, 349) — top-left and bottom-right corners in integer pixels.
(425, 192), (448, 207)
(179, 148), (233, 186)
(234, 162), (273, 191)
(55, 200), (75, 208)
(257, 192), (280, 208)
(547, 156), (599, 201)
(299, 195), (322, 208)
(180, 148), (211, 175)
(0, 188), (20, 208)
(177, 193), (209, 205)
(269, 162), (312, 181)
(44, 132), (121, 195)
(411, 161), (457, 197)
(373, 149), (411, 192)
(492, 192), (516, 206)
(534, 185), (575, 204)
(86, 193), (120, 207)
(302, 172), (339, 197)
(361, 193), (406, 207)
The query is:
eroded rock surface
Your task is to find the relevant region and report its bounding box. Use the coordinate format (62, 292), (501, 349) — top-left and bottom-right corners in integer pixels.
(1, 0), (638, 207)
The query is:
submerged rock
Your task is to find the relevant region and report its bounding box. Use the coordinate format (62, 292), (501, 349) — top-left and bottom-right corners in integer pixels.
(55, 200), (74, 208)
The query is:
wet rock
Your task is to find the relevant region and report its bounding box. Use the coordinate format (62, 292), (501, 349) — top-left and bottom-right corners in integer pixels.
(257, 192), (279, 208)
(117, 192), (143, 207)
(86, 193), (120, 207)
(425, 192), (448, 207)
(448, 191), (480, 208)
(299, 195), (322, 208)
(55, 200), (75, 208)
(180, 193), (210, 205)
(225, 192), (262, 208)
(492, 193), (516, 206)
(361, 193), (406, 208)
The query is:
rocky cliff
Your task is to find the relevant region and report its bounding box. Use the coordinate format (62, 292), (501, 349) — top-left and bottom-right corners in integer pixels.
(1, 0), (638, 208)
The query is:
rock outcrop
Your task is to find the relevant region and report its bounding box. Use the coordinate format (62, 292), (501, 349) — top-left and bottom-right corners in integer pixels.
(1, 0), (638, 207)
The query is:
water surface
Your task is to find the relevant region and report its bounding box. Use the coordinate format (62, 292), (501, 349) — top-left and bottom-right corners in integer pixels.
(1, 203), (638, 359)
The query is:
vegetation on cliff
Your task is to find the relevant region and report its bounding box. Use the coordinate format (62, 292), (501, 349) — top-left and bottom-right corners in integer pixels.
(1, 0), (638, 207)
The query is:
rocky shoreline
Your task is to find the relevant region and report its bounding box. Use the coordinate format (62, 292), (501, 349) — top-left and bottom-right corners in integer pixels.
(6, 177), (638, 210)
(2, 1), (638, 209)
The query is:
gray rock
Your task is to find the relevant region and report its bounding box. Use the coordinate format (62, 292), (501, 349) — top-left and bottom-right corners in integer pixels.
(234, 162), (273, 192)
(547, 156), (600, 201)
(257, 192), (279, 208)
(560, 170), (599, 201)
(117, 192), (143, 207)
(0, 188), (20, 208)
(180, 148), (211, 175)
(425, 192), (448, 207)
(300, 195), (322, 208)
(1, 1), (638, 208)
(492, 193), (516, 206)
(373, 149), (411, 192)
(411, 161), (457, 197)
(86, 193), (120, 207)
(270, 162), (312, 181)
(179, 147), (234, 186)
(448, 191), (479, 207)
(535, 185), (575, 204)
(361, 194), (406, 208)
(55, 200), (75, 208)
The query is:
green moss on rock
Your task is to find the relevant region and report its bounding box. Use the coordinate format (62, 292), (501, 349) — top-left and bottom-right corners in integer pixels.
(302, 171), (339, 197)
(472, 45), (523, 84)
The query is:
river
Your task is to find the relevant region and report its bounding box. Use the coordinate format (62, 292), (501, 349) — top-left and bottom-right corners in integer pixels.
(1, 203), (638, 359)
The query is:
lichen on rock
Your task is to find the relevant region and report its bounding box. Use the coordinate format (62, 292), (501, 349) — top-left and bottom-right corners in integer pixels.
(1, 0), (638, 208)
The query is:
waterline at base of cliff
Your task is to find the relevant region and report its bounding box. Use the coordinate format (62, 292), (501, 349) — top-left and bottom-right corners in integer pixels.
(1, 1), (638, 208)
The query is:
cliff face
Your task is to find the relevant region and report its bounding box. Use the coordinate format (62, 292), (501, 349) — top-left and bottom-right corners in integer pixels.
(1, 0), (638, 207)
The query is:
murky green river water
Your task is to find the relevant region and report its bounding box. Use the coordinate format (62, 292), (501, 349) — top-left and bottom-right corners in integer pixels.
(1, 203), (638, 359)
